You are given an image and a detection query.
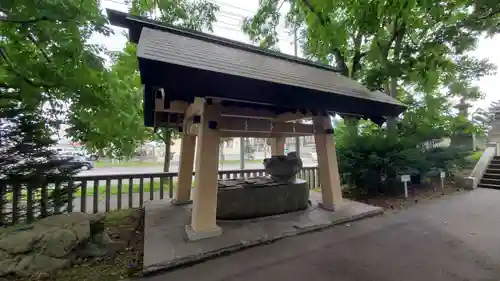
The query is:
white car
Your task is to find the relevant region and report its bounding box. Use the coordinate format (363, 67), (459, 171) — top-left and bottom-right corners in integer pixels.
(308, 147), (317, 162)
(311, 152), (317, 162)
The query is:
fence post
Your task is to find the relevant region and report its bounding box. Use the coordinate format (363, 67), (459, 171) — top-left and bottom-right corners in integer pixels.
(0, 181), (4, 226)
(67, 181), (74, 213)
(26, 183), (34, 223)
(12, 183), (20, 225)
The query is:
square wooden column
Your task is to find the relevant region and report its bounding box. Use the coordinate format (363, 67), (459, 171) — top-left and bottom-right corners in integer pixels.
(173, 134), (196, 205)
(313, 116), (343, 210)
(270, 136), (285, 156)
(185, 101), (222, 241)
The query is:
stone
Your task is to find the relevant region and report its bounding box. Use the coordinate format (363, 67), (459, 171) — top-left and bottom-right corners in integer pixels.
(185, 225), (222, 241)
(13, 254), (70, 277)
(73, 220), (91, 242)
(79, 232), (123, 258)
(217, 179), (309, 220)
(0, 212), (123, 278)
(0, 230), (41, 254)
(263, 152), (303, 182)
(38, 228), (79, 258)
(0, 258), (18, 276)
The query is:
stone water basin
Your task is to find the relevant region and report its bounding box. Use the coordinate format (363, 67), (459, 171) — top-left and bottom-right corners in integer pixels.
(216, 178), (309, 220)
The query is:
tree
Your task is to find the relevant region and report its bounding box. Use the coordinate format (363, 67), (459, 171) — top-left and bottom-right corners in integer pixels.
(1, 0), (112, 221)
(67, 0), (219, 172)
(243, 0), (497, 134)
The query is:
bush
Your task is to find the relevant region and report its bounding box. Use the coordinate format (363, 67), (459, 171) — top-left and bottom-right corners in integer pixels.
(470, 150), (484, 162)
(337, 130), (469, 198)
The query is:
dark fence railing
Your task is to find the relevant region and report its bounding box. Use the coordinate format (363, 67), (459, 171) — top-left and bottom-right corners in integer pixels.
(0, 166), (319, 225)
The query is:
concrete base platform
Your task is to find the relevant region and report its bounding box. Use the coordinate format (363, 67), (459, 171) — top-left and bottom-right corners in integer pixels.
(143, 192), (383, 274)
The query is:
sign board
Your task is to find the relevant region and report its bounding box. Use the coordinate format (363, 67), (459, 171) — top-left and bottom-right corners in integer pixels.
(401, 175), (411, 182)
(440, 171), (446, 179)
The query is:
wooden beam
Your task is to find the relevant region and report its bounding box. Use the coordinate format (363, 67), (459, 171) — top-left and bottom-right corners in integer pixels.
(155, 99), (310, 121)
(185, 97), (205, 118)
(217, 117), (315, 134)
(220, 107), (276, 119)
(218, 131), (313, 138)
(155, 99), (188, 113)
(313, 116), (343, 210)
(275, 111), (312, 122)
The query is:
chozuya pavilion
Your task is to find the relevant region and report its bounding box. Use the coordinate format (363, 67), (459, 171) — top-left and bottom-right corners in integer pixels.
(107, 9), (405, 241)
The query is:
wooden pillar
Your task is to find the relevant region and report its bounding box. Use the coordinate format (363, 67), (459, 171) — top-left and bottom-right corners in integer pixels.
(270, 136), (285, 156)
(173, 134), (196, 205)
(186, 100), (222, 241)
(313, 116), (343, 210)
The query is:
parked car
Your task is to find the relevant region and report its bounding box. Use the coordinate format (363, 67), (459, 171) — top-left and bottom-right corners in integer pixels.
(54, 154), (94, 171)
(310, 147), (318, 162)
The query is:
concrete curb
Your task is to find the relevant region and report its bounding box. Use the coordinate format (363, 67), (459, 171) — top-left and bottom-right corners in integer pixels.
(139, 206), (383, 278)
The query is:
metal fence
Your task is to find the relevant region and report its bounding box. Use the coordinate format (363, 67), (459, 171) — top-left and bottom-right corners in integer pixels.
(1, 166), (319, 225)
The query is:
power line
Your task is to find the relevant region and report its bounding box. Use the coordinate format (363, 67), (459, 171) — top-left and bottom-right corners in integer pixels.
(101, 0), (294, 46)
(210, 0), (256, 14)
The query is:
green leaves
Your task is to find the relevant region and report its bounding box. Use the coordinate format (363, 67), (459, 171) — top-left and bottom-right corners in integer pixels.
(66, 0), (219, 159)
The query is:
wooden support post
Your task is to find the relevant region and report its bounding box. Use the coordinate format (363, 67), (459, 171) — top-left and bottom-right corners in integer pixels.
(173, 134), (196, 205)
(313, 116), (343, 211)
(186, 100), (222, 241)
(270, 136), (285, 156)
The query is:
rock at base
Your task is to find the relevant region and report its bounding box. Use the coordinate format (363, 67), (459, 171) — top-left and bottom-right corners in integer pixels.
(0, 212), (118, 278)
(38, 228), (79, 258)
(13, 254), (70, 277)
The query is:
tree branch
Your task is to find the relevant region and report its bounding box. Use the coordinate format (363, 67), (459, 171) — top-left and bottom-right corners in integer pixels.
(0, 47), (56, 88)
(0, 1), (84, 25)
(332, 48), (349, 77)
(25, 32), (52, 62)
(300, 0), (329, 26)
(351, 30), (365, 79)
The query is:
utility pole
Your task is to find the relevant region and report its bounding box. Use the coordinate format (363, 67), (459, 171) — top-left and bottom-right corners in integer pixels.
(240, 137), (245, 170)
(293, 16), (301, 157)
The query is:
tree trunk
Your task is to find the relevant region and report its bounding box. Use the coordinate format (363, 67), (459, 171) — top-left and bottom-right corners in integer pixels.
(386, 25), (405, 135)
(163, 129), (172, 172)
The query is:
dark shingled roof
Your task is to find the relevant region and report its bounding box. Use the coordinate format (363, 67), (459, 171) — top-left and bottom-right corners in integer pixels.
(107, 9), (405, 123)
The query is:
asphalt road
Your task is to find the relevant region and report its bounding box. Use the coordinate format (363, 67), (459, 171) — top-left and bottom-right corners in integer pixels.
(77, 162), (266, 176)
(139, 188), (500, 281)
(78, 160), (316, 176)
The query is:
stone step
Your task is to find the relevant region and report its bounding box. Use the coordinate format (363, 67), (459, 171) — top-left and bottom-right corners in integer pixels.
(489, 164), (500, 170)
(482, 172), (500, 180)
(480, 177), (500, 185)
(486, 168), (500, 174)
(477, 183), (500, 189)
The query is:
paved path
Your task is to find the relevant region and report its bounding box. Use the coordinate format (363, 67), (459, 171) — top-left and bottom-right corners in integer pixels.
(139, 188), (500, 281)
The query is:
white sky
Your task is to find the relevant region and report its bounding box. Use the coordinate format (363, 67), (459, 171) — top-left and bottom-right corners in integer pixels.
(93, 0), (499, 112)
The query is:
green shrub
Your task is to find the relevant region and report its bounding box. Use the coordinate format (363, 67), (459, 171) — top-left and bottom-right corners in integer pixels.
(337, 130), (469, 198)
(470, 150), (484, 162)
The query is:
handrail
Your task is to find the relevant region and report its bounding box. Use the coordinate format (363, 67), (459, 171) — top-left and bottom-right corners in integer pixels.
(0, 166), (320, 225)
(72, 165), (319, 181)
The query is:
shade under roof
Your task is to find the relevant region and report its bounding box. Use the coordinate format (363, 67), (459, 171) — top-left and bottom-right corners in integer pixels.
(107, 9), (405, 119)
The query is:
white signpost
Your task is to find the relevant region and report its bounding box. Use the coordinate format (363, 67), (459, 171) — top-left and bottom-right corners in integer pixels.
(439, 171), (446, 191)
(401, 174), (411, 198)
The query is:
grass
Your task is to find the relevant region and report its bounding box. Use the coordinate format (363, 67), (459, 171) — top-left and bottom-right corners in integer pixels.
(74, 180), (174, 198)
(94, 159), (262, 168)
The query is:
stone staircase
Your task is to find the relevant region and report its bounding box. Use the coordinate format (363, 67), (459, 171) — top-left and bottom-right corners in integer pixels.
(478, 156), (500, 189)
